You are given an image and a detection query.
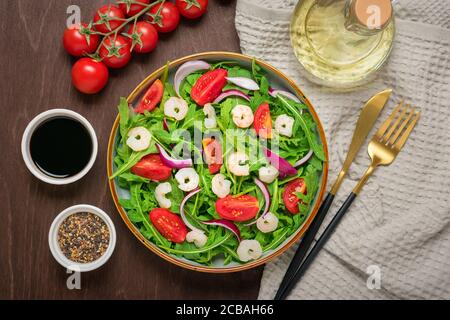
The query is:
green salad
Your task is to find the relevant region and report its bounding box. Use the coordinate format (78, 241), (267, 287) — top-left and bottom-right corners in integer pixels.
(110, 59), (325, 266)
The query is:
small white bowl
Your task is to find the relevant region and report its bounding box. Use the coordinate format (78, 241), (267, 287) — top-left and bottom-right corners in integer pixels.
(21, 109), (98, 185)
(48, 204), (116, 272)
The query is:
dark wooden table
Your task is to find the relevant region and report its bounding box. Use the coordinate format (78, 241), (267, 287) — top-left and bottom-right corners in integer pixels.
(0, 0), (263, 299)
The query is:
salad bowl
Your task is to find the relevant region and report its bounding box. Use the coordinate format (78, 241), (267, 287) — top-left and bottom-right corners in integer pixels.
(107, 51), (328, 273)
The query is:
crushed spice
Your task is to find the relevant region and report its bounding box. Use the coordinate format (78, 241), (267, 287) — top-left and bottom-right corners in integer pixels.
(58, 212), (110, 263)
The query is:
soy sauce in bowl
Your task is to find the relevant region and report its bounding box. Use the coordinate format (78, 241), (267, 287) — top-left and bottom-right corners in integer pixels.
(30, 117), (93, 178)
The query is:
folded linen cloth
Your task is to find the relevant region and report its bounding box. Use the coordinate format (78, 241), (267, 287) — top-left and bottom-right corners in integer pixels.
(235, 0), (450, 299)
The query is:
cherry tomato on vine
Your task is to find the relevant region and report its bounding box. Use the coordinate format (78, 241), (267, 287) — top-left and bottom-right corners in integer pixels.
(191, 69), (228, 106)
(215, 195), (259, 222)
(71, 58), (109, 94)
(176, 0), (208, 19)
(135, 79), (164, 113)
(119, 0), (150, 17)
(126, 21), (159, 53)
(63, 23), (99, 57)
(93, 4), (125, 33)
(99, 35), (132, 69)
(149, 208), (188, 243)
(147, 2), (180, 33)
(282, 178), (307, 214)
(254, 102), (273, 139)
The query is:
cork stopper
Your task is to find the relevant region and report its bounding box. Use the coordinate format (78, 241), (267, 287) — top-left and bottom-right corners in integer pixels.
(353, 0), (392, 30)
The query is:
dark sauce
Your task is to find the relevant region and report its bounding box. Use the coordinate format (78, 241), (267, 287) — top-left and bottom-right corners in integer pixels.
(30, 117), (92, 178)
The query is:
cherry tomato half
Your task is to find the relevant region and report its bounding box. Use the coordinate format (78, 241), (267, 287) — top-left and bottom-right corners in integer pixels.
(191, 69), (228, 106)
(216, 195), (259, 222)
(282, 178), (307, 214)
(149, 208), (188, 243)
(202, 138), (222, 174)
(63, 23), (99, 57)
(176, 0), (208, 19)
(99, 35), (132, 69)
(254, 102), (273, 139)
(93, 5), (125, 33)
(71, 58), (109, 94)
(135, 79), (164, 113)
(126, 21), (158, 54)
(148, 2), (180, 33)
(131, 154), (172, 181)
(119, 0), (150, 17)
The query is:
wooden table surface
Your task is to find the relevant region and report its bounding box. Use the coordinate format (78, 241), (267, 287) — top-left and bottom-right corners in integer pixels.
(0, 0), (264, 299)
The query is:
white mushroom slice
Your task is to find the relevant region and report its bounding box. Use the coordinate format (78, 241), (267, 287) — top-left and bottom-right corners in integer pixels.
(126, 126), (152, 152)
(155, 182), (172, 209)
(258, 165), (279, 184)
(227, 152), (249, 176)
(203, 103), (217, 129)
(274, 114), (295, 137)
(256, 212), (279, 233)
(164, 97), (189, 121)
(237, 240), (263, 262)
(231, 104), (254, 128)
(211, 174), (231, 198)
(175, 168), (200, 192)
(186, 230), (208, 248)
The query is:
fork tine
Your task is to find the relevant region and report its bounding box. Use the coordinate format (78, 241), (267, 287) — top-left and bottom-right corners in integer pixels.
(382, 103), (410, 143)
(393, 111), (420, 151)
(389, 106), (416, 145)
(375, 100), (404, 139)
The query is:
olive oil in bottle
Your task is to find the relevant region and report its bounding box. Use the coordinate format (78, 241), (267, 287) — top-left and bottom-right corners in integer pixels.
(290, 0), (395, 88)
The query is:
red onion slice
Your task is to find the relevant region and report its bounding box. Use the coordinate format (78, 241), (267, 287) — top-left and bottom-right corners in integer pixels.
(162, 118), (169, 132)
(245, 178), (270, 226)
(294, 149), (313, 167)
(156, 143), (192, 169)
(174, 60), (211, 97)
(202, 219), (241, 242)
(225, 77), (260, 90)
(213, 89), (250, 103)
(263, 147), (297, 179)
(180, 188), (203, 232)
(269, 88), (301, 103)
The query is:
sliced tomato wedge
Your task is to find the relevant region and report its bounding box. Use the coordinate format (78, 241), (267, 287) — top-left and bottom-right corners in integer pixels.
(191, 69), (228, 106)
(135, 79), (164, 113)
(254, 102), (273, 139)
(149, 208), (188, 243)
(282, 178), (307, 214)
(215, 195), (259, 222)
(202, 138), (222, 174)
(131, 154), (172, 181)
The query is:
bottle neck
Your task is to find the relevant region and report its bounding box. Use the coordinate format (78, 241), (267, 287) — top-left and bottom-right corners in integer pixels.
(344, 0), (392, 36)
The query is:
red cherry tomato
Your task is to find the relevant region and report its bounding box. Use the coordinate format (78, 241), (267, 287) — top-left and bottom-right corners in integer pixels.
(176, 0), (208, 19)
(126, 21), (158, 54)
(131, 154), (172, 181)
(191, 69), (228, 106)
(63, 23), (99, 57)
(148, 2), (180, 33)
(93, 5), (125, 33)
(71, 58), (109, 94)
(119, 0), (150, 17)
(135, 79), (164, 113)
(282, 178), (307, 214)
(99, 35), (132, 69)
(149, 208), (188, 243)
(254, 102), (273, 139)
(215, 195), (259, 222)
(202, 138), (222, 174)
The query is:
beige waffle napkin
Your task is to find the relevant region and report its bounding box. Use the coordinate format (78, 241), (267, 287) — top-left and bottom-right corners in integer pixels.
(235, 0), (450, 299)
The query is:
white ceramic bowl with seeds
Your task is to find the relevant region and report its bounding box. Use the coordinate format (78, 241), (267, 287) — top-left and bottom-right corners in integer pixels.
(48, 204), (116, 272)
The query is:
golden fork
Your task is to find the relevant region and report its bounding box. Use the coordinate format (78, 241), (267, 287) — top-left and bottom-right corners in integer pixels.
(276, 101), (420, 299)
